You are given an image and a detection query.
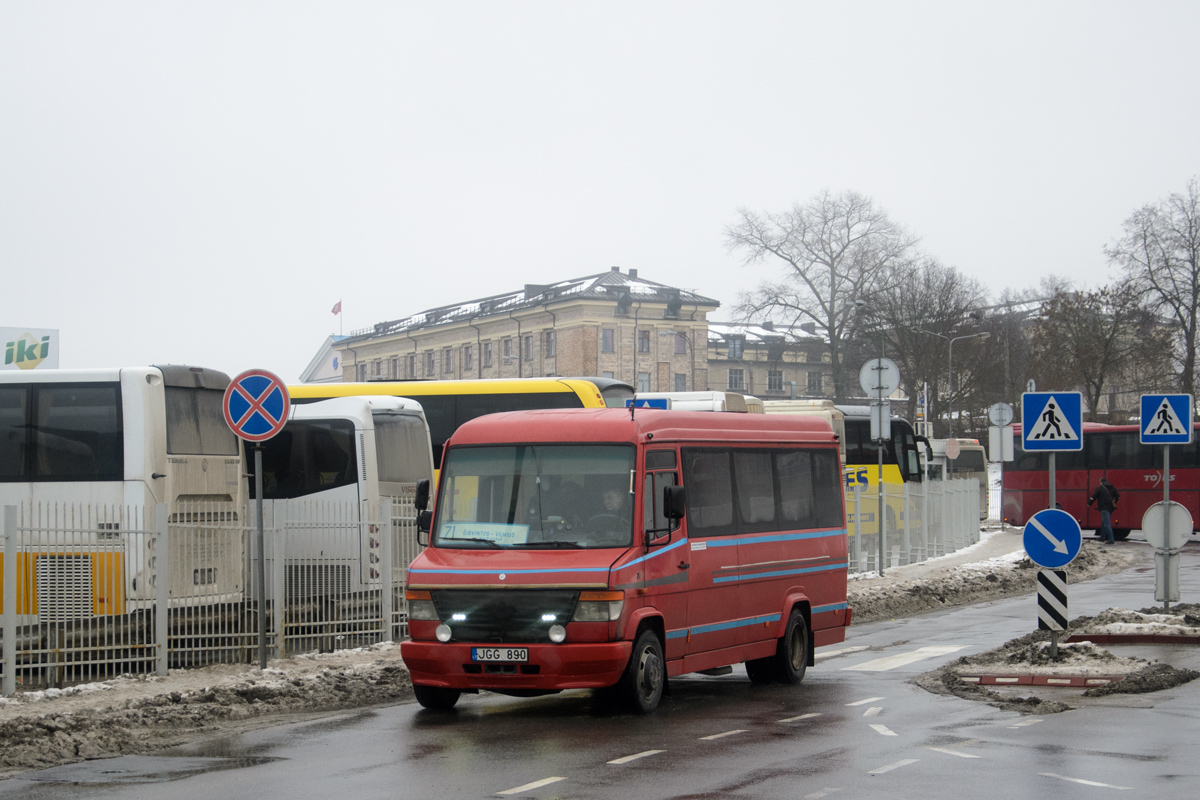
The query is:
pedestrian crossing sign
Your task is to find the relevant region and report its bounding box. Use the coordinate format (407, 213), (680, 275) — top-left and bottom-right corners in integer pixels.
(1021, 392), (1083, 451)
(1140, 394), (1193, 445)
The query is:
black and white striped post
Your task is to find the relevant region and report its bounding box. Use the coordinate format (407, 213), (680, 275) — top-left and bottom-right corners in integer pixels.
(1037, 569), (1068, 656)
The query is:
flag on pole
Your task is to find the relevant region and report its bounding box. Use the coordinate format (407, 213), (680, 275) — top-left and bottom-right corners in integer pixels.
(331, 300), (341, 315)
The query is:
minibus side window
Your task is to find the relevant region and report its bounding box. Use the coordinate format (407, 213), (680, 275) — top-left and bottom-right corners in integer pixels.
(681, 449), (735, 535)
(644, 471), (678, 537)
(734, 450), (776, 532)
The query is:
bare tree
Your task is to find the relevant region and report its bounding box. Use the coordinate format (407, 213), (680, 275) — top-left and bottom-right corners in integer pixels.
(1028, 284), (1174, 421)
(1106, 178), (1200, 395)
(726, 190), (918, 402)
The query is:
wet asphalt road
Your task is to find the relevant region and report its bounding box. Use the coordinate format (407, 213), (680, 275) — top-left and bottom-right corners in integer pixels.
(2, 540), (1198, 800)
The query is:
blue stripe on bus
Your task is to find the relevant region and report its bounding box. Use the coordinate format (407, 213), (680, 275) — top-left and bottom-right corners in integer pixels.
(665, 613), (782, 640)
(618, 537), (689, 569)
(812, 602), (849, 614)
(408, 567), (609, 576)
(703, 529), (847, 547)
(712, 561), (848, 584)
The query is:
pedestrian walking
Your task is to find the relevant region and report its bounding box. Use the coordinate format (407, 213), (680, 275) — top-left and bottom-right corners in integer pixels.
(1087, 477), (1120, 543)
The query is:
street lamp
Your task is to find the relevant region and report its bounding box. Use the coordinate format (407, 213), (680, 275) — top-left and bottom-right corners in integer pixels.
(911, 328), (991, 437)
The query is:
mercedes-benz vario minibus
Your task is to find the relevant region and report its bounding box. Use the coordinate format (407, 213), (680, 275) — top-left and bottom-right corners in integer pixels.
(400, 407), (851, 713)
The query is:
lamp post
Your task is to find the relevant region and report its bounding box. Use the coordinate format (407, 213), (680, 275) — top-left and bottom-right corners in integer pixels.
(912, 328), (991, 437)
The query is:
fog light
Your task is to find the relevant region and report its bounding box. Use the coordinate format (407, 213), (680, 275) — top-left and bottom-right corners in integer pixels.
(548, 624), (566, 643)
(435, 624), (452, 642)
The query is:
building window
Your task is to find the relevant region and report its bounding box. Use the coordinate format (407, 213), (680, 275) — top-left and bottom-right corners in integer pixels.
(545, 330), (556, 358)
(768, 370), (783, 392)
(373, 360), (382, 377)
(443, 348), (454, 374)
(675, 333), (687, 355)
(425, 352), (435, 376)
(602, 370), (615, 379)
(728, 368), (745, 391)
(390, 357), (399, 378)
(637, 372), (651, 392)
(807, 371), (822, 395)
(407, 354), (416, 378)
(602, 328), (615, 353)
(674, 373), (686, 391)
(637, 330), (650, 353)
(464, 345), (474, 372)
(523, 335), (533, 361)
(483, 342), (493, 368)
(503, 338), (513, 358)
(728, 336), (744, 359)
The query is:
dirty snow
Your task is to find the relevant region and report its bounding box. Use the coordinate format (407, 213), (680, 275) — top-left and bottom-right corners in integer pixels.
(0, 528), (1192, 776)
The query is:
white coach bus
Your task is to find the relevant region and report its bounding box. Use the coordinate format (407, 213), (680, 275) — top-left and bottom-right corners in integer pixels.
(0, 365), (245, 622)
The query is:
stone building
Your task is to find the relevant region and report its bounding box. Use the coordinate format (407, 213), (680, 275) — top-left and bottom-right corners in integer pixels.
(706, 322), (831, 399)
(333, 268), (719, 393)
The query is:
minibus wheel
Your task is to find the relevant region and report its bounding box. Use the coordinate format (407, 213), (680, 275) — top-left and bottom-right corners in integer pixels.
(414, 684), (461, 710)
(622, 628), (665, 713)
(777, 610), (809, 685)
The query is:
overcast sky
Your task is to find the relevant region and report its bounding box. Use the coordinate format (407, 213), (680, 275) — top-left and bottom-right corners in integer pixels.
(2, 2), (1197, 381)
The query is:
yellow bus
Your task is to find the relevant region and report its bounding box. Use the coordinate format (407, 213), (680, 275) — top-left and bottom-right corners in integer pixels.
(289, 377), (634, 469)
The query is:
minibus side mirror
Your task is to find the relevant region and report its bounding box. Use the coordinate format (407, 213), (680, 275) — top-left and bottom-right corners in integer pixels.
(415, 479), (430, 512)
(664, 485), (686, 530)
(417, 510), (433, 544)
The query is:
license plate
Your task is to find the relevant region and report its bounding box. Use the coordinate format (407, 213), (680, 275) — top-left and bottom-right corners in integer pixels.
(471, 647), (528, 663)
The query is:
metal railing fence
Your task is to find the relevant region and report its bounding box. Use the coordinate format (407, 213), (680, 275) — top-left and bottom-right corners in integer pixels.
(847, 478), (981, 574)
(2, 492), (419, 695)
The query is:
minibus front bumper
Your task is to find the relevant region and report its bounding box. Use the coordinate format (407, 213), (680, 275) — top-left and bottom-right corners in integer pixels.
(401, 640), (633, 691)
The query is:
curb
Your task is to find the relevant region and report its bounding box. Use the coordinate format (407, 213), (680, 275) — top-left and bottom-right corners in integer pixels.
(1064, 634), (1200, 645)
(958, 674), (1125, 687)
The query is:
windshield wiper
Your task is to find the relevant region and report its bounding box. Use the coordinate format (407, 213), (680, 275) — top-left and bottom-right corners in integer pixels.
(438, 537), (502, 548)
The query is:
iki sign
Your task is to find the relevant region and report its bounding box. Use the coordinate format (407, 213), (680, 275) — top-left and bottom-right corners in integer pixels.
(1, 328), (59, 370)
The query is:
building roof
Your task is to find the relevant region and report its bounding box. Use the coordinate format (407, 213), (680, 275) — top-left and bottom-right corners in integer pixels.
(707, 321), (824, 346)
(343, 268), (720, 343)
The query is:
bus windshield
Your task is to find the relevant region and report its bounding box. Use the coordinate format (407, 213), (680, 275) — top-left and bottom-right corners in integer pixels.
(434, 444), (636, 549)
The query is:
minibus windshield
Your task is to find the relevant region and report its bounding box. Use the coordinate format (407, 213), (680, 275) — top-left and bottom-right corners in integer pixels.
(434, 444), (636, 549)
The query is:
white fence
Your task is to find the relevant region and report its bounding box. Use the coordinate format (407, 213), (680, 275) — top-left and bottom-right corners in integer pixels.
(846, 478), (982, 574)
(1, 494), (420, 695)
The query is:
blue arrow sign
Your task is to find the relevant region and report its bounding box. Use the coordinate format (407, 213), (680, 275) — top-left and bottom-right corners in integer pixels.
(1023, 508), (1082, 569)
(1140, 394), (1193, 445)
(626, 398), (670, 409)
(1021, 392), (1083, 452)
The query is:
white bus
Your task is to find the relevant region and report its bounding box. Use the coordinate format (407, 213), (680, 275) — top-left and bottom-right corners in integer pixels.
(246, 396), (434, 600)
(0, 365), (245, 622)
(927, 438), (988, 520)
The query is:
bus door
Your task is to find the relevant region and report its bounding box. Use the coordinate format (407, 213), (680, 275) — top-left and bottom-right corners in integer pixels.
(639, 449), (686, 660)
(679, 448), (742, 655)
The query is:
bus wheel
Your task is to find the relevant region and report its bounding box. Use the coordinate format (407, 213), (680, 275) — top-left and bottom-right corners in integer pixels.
(414, 684), (461, 710)
(745, 657), (775, 685)
(622, 628), (665, 713)
(747, 610), (808, 685)
(1113, 528), (1131, 541)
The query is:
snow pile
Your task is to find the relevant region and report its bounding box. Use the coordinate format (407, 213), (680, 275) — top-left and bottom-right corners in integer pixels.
(1075, 606), (1200, 637)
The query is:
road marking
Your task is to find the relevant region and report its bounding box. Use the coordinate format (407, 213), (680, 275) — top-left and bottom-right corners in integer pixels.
(607, 750), (664, 765)
(497, 777), (567, 795)
(925, 746), (980, 759)
(779, 712), (822, 723)
(846, 696), (886, 706)
(804, 790), (842, 798)
(868, 758), (918, 774)
(815, 645), (869, 661)
(1040, 773), (1130, 790)
(862, 707), (882, 717)
(1008, 718), (1043, 729)
(701, 729), (748, 740)
(869, 724), (897, 736)
(841, 645), (967, 671)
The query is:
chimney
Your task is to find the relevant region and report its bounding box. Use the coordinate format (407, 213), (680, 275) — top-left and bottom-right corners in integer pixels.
(628, 268), (638, 279)
(800, 322), (817, 335)
(610, 266), (620, 273)
(524, 284), (551, 300)
(761, 320), (774, 331)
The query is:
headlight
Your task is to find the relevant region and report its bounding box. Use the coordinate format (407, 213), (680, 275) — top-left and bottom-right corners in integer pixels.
(572, 590), (624, 622)
(548, 624), (566, 643)
(406, 589), (438, 621)
(435, 624), (452, 642)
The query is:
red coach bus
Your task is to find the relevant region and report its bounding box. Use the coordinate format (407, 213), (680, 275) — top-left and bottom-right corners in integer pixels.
(1002, 422), (1200, 540)
(400, 408), (850, 713)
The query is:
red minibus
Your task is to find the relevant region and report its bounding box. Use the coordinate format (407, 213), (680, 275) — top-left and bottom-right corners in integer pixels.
(1002, 422), (1200, 540)
(400, 408), (851, 713)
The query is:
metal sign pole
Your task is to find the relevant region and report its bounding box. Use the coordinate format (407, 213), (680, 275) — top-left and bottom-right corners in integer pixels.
(1048, 452), (1056, 510)
(877, 441), (885, 576)
(255, 445), (267, 669)
(1163, 445), (1171, 612)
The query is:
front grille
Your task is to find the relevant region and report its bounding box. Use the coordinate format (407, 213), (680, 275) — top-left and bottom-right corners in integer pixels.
(431, 589), (579, 644)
